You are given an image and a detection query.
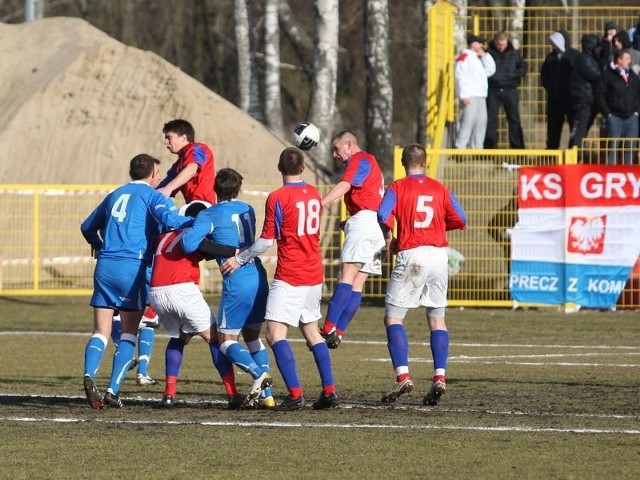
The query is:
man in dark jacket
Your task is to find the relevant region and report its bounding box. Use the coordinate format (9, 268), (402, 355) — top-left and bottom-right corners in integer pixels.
(595, 49), (640, 165)
(595, 21), (620, 71)
(484, 31), (527, 149)
(569, 34), (601, 154)
(540, 30), (579, 149)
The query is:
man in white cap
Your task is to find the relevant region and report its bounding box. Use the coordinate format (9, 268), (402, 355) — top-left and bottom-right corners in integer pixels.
(454, 34), (496, 149)
(540, 30), (579, 149)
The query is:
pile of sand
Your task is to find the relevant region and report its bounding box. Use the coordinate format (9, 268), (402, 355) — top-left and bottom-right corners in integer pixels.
(0, 17), (325, 187)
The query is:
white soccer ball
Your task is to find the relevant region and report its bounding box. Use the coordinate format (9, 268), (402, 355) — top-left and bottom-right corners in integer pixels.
(292, 122), (320, 151)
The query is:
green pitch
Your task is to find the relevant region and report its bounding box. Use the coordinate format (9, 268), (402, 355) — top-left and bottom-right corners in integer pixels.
(1, 296), (639, 479)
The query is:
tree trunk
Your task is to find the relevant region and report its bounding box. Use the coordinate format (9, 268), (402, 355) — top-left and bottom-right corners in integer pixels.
(364, 0), (393, 174)
(234, 0), (263, 121)
(264, 0), (284, 136)
(509, 0), (525, 49)
(308, 0), (339, 169)
(454, 0), (468, 55)
(278, 0), (315, 80)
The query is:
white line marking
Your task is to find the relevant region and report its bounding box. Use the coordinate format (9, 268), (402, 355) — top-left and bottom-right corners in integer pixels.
(1, 331), (639, 351)
(0, 415), (638, 435)
(2, 393), (637, 421)
(366, 358), (640, 368)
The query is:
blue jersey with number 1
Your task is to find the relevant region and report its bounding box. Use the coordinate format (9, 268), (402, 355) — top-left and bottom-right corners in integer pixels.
(182, 199), (268, 330)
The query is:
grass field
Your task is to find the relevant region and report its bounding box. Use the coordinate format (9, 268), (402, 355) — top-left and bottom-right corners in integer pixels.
(1, 296), (639, 479)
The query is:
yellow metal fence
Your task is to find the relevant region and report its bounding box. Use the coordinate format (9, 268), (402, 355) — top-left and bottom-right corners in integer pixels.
(2, 145), (639, 309)
(427, 2), (640, 152)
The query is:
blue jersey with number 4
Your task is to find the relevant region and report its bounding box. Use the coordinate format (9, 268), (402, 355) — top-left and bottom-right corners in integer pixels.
(81, 180), (190, 265)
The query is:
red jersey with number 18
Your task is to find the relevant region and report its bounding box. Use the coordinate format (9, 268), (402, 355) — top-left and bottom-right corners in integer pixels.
(260, 181), (323, 286)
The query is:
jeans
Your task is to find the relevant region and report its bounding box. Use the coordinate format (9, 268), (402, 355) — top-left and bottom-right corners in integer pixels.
(605, 114), (639, 165)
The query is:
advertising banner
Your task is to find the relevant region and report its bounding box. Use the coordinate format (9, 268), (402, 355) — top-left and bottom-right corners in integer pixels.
(510, 165), (640, 308)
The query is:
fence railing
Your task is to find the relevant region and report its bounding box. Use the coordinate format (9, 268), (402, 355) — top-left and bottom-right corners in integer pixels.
(2, 145), (639, 308)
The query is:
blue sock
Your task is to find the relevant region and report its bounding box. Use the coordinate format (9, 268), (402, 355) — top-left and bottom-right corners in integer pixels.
(210, 340), (234, 379)
(84, 334), (108, 378)
(165, 337), (185, 377)
(111, 319), (121, 347)
(222, 341), (262, 379)
(386, 324), (409, 370)
(248, 340), (272, 398)
(430, 330), (449, 371)
(136, 327), (154, 377)
(325, 282), (352, 329)
(310, 342), (334, 388)
(271, 339), (300, 390)
(336, 290), (362, 334)
(107, 333), (136, 394)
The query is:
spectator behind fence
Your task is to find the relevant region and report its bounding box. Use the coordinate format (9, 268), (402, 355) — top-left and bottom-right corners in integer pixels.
(484, 31), (527, 149)
(569, 34), (601, 157)
(631, 16), (640, 74)
(595, 49), (640, 165)
(612, 31), (640, 76)
(595, 21), (620, 71)
(454, 34), (496, 149)
(541, 30), (579, 149)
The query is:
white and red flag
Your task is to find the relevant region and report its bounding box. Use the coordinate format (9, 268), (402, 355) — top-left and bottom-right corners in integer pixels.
(510, 164), (640, 308)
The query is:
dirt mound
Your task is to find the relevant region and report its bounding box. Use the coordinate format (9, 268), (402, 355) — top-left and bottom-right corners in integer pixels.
(0, 17), (323, 187)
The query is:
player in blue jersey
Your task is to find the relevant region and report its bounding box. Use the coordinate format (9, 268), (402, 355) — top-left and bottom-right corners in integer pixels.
(181, 168), (274, 408)
(80, 153), (192, 409)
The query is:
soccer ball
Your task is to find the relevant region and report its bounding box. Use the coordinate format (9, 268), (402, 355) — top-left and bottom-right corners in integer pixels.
(292, 122), (320, 151)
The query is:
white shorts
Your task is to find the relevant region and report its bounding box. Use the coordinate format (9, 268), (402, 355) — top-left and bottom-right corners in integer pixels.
(149, 282), (213, 338)
(385, 246), (449, 309)
(341, 210), (386, 275)
(265, 279), (322, 327)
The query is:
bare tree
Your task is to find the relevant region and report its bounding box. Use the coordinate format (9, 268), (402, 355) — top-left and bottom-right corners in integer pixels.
(364, 0), (393, 172)
(264, 0), (284, 136)
(234, 0), (263, 121)
(308, 0), (339, 169)
(509, 0), (526, 49)
(278, 0), (315, 80)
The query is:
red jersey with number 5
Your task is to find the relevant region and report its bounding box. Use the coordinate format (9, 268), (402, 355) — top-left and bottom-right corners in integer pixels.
(150, 229), (201, 287)
(260, 181), (323, 286)
(341, 151), (384, 215)
(378, 174), (467, 252)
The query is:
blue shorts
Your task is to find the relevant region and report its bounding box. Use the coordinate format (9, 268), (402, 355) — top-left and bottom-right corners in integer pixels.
(217, 261), (268, 335)
(90, 258), (148, 311)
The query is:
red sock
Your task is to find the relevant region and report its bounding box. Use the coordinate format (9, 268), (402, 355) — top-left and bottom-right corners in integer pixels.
(288, 386), (304, 400)
(222, 373), (239, 395)
(397, 373), (411, 383)
(321, 321), (336, 335)
(144, 305), (157, 319)
(165, 375), (178, 396)
(322, 385), (336, 397)
(433, 375), (446, 383)
(336, 328), (344, 336)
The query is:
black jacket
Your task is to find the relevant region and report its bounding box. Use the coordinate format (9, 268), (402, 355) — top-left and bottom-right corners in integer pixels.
(570, 34), (601, 105)
(487, 40), (526, 89)
(595, 66), (640, 118)
(540, 31), (579, 100)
